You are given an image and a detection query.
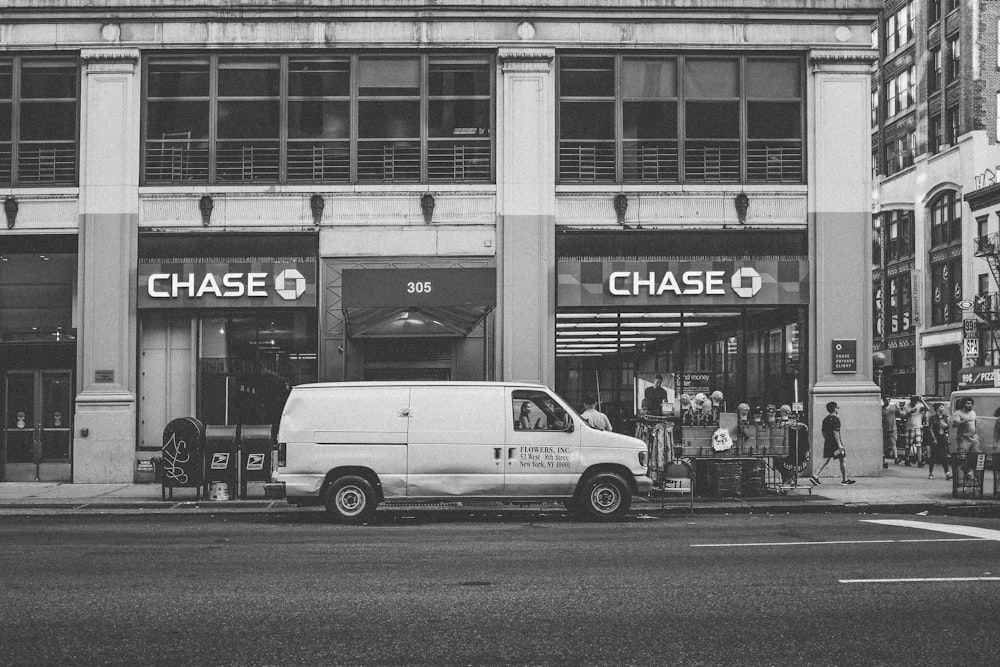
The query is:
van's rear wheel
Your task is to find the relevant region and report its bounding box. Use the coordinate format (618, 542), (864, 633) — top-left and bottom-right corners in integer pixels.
(577, 473), (631, 521)
(324, 475), (377, 524)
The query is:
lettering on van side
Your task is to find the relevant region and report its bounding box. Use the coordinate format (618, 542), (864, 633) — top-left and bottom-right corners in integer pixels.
(518, 446), (572, 469)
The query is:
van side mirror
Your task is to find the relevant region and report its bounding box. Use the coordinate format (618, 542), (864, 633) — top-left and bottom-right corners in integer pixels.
(564, 419), (574, 433)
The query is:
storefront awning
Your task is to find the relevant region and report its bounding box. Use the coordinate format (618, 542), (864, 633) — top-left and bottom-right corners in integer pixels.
(342, 267), (496, 338)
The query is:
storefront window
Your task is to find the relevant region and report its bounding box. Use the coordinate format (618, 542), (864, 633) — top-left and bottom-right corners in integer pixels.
(0, 57), (78, 186)
(144, 53), (493, 185)
(558, 53), (803, 184)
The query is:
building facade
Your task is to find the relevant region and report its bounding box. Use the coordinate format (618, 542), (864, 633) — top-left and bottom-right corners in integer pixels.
(871, 0), (1000, 398)
(0, 0), (882, 484)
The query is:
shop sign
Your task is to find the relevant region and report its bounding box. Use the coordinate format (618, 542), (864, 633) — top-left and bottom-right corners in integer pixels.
(886, 336), (915, 350)
(963, 339), (979, 359)
(342, 268), (496, 307)
(137, 257), (316, 309)
(678, 372), (712, 395)
(963, 319), (979, 339)
(832, 339), (857, 374)
(558, 257), (808, 307)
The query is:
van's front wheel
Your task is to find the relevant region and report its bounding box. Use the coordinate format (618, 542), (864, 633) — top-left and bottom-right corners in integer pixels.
(324, 475), (377, 524)
(577, 473), (631, 521)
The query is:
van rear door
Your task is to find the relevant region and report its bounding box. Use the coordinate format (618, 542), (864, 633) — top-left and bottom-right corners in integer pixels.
(504, 388), (581, 496)
(406, 385), (505, 498)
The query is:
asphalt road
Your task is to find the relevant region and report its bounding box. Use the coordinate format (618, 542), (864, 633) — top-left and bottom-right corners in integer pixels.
(1, 511), (999, 666)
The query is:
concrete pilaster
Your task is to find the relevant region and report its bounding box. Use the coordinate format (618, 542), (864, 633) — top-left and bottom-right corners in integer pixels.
(808, 49), (883, 477)
(73, 49), (140, 483)
(497, 48), (556, 386)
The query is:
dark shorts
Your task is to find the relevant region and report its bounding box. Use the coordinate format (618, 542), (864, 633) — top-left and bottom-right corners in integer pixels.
(823, 441), (843, 459)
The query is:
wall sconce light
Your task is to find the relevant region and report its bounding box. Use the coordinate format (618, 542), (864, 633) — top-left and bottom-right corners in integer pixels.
(198, 194), (214, 226)
(734, 192), (750, 225)
(613, 193), (628, 225)
(4, 196), (18, 229)
(310, 194), (325, 225)
(420, 193), (436, 224)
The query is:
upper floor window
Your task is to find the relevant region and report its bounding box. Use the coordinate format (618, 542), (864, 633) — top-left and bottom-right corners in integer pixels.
(886, 66), (915, 117)
(885, 209), (914, 261)
(0, 57), (78, 186)
(929, 113), (943, 154)
(931, 258), (962, 326)
(871, 86), (879, 127)
(929, 190), (962, 247)
(872, 215), (884, 266)
(948, 36), (961, 81)
(143, 53), (493, 185)
(558, 54), (803, 184)
(929, 0), (942, 24)
(885, 130), (915, 175)
(946, 104), (960, 143)
(929, 48), (942, 93)
(885, 2), (915, 56)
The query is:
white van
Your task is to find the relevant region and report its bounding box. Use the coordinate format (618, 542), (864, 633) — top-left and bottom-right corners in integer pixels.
(266, 381), (652, 523)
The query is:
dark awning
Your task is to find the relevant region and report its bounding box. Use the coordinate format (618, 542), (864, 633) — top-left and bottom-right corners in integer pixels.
(342, 267), (496, 338)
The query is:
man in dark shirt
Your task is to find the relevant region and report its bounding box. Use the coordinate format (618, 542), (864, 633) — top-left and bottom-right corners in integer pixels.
(644, 375), (670, 416)
(810, 401), (856, 486)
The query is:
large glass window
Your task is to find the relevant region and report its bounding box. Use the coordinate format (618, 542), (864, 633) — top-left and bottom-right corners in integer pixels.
(929, 48), (942, 93)
(929, 190), (962, 247)
(143, 54), (493, 185)
(948, 36), (960, 80)
(558, 53), (803, 184)
(885, 210), (914, 262)
(886, 66), (915, 117)
(0, 57), (77, 186)
(884, 2), (914, 55)
(931, 258), (962, 326)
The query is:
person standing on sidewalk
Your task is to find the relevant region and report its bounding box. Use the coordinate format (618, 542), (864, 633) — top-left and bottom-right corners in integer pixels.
(903, 395), (930, 466)
(927, 403), (951, 480)
(950, 397), (980, 475)
(580, 396), (613, 432)
(881, 397), (900, 463)
(811, 401), (855, 486)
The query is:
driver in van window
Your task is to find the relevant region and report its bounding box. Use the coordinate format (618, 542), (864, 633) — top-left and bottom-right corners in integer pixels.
(517, 401), (532, 430)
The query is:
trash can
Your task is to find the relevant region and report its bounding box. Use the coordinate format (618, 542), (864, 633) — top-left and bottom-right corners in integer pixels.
(951, 451), (986, 500)
(238, 424), (275, 499)
(161, 417), (205, 500)
(203, 425), (239, 501)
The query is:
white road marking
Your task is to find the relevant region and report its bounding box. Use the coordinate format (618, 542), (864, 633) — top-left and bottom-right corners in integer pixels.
(690, 538), (978, 548)
(841, 577), (1000, 584)
(861, 519), (1000, 541)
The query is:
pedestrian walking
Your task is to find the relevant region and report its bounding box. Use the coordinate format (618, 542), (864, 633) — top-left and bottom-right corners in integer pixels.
(810, 401), (855, 485)
(950, 397), (980, 475)
(580, 396), (613, 432)
(926, 403), (951, 480)
(902, 395), (930, 466)
(881, 397), (900, 462)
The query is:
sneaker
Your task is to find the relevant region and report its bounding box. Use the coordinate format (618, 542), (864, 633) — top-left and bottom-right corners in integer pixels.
(945, 473), (952, 480)
(928, 474), (935, 479)
(809, 476), (821, 486)
(841, 479), (856, 485)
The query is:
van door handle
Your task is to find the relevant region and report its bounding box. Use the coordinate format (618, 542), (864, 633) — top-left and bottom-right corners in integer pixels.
(508, 447), (516, 460)
(494, 447), (501, 460)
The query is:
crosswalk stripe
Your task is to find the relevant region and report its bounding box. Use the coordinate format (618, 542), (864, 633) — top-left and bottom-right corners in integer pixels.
(861, 519), (1000, 541)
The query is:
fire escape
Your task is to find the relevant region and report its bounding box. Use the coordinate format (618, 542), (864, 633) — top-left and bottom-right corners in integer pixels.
(973, 232), (1000, 361)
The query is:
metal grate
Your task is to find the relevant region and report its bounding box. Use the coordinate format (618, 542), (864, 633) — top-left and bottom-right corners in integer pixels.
(559, 141), (616, 182)
(684, 141), (740, 183)
(16, 141), (76, 185)
(287, 141), (350, 182)
(427, 139), (491, 183)
(623, 141), (679, 182)
(144, 139), (209, 182)
(0, 143), (10, 183)
(747, 142), (802, 183)
(216, 140), (280, 182)
(357, 141), (420, 182)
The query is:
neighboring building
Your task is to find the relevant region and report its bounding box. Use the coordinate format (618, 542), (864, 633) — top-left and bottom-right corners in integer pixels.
(0, 1), (882, 484)
(871, 0), (1000, 398)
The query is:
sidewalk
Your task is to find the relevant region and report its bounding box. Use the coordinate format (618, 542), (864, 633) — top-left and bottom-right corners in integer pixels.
(0, 462), (997, 516)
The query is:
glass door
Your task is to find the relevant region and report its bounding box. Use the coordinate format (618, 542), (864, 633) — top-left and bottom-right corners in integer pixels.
(2, 370), (73, 482)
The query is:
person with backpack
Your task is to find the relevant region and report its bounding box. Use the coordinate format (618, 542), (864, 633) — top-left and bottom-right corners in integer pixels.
(581, 396), (613, 432)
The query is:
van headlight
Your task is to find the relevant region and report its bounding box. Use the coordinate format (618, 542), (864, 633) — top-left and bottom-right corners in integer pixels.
(638, 450), (648, 467)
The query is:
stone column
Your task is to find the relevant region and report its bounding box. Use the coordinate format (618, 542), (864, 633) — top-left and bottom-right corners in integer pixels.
(497, 48), (556, 385)
(73, 48), (140, 483)
(809, 50), (883, 478)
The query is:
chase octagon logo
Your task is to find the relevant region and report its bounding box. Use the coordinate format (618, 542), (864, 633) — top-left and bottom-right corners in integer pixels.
(275, 268), (307, 300)
(730, 266), (762, 298)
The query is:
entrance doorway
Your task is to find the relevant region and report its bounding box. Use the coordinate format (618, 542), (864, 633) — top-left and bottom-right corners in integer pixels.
(2, 370), (73, 481)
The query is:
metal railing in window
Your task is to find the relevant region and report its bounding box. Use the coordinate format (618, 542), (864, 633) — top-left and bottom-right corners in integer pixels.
(974, 292), (1000, 325)
(746, 141), (802, 183)
(0, 143), (11, 183)
(974, 232), (999, 257)
(215, 140), (280, 182)
(623, 141), (679, 182)
(357, 141), (420, 182)
(684, 141), (740, 183)
(427, 139), (491, 182)
(559, 141), (616, 183)
(144, 133), (209, 183)
(16, 141), (76, 185)
(286, 141), (350, 183)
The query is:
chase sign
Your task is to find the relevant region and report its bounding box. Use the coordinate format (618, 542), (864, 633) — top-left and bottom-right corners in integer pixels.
(138, 257), (316, 309)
